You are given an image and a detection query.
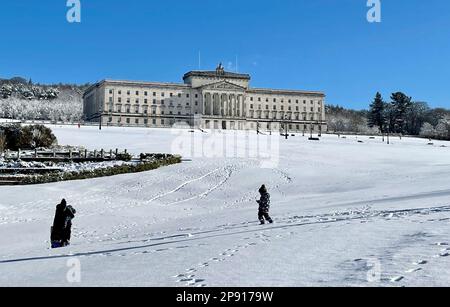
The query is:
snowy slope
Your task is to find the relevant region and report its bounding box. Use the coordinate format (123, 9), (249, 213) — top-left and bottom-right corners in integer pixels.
(1, 125), (450, 286)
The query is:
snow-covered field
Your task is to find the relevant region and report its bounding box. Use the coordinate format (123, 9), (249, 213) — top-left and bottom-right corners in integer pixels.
(1, 125), (450, 287)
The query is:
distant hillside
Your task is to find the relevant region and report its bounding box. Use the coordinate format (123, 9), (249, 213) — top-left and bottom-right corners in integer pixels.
(0, 77), (90, 123)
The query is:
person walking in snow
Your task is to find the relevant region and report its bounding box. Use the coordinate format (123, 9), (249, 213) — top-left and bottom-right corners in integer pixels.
(257, 185), (273, 225)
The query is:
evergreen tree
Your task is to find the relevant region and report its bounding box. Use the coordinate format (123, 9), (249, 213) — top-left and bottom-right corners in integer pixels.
(390, 92), (412, 134)
(368, 92), (386, 132)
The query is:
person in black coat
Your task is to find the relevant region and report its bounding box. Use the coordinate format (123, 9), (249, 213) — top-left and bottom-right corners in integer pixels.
(51, 199), (67, 244)
(51, 199), (76, 247)
(257, 185), (273, 225)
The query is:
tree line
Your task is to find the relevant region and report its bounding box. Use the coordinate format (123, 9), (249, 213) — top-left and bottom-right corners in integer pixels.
(367, 92), (450, 140)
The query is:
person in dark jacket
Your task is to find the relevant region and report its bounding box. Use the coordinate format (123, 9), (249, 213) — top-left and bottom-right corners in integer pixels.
(61, 205), (76, 246)
(256, 185), (273, 225)
(51, 199), (67, 245)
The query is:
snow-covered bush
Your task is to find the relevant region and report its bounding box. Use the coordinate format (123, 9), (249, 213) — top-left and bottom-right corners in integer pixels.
(0, 124), (57, 150)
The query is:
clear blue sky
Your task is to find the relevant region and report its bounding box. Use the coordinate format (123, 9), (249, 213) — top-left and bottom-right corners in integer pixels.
(1, 0), (450, 109)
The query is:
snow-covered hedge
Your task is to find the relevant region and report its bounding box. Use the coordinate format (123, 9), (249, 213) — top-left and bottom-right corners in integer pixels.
(20, 155), (182, 185)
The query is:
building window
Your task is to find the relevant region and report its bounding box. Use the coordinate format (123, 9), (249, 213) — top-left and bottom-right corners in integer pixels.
(161, 99), (165, 105)
(161, 92), (165, 97)
(281, 106), (284, 111)
(109, 89), (113, 94)
(195, 101), (198, 106)
(118, 90), (121, 95)
(273, 98), (276, 102)
(144, 119), (148, 124)
(127, 91), (130, 95)
(135, 91), (139, 95)
(161, 119), (165, 125)
(186, 94), (190, 98)
(195, 94), (198, 98)
(108, 117), (112, 122)
(153, 99), (156, 104)
(153, 92), (156, 96)
(127, 98), (130, 103)
(250, 97), (254, 101)
(266, 105), (269, 110)
(144, 91), (148, 96)
(144, 99), (148, 104)
(250, 104), (253, 109)
(135, 119), (139, 124)
(170, 93), (173, 97)
(258, 97), (261, 102)
(109, 97), (113, 102)
(118, 97), (122, 103)
(152, 119), (156, 124)
(126, 118), (130, 124)
(136, 99), (139, 103)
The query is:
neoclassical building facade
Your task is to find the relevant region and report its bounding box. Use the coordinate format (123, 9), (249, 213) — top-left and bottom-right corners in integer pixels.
(83, 65), (326, 132)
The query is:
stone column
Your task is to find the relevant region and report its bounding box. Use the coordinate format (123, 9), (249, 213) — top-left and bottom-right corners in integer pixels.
(238, 95), (242, 117)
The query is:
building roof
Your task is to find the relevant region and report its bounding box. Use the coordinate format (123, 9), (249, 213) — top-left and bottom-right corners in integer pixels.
(183, 70), (251, 81)
(83, 79), (188, 97)
(247, 88), (325, 97)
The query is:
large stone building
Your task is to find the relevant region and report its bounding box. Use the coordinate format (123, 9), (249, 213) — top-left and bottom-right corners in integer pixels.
(83, 64), (326, 132)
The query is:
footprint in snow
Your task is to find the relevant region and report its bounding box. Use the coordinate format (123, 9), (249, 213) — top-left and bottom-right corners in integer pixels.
(439, 252), (449, 257)
(406, 268), (422, 273)
(390, 276), (404, 282)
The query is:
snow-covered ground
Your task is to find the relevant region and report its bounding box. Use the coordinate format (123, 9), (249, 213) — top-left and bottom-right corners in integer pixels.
(1, 125), (450, 287)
